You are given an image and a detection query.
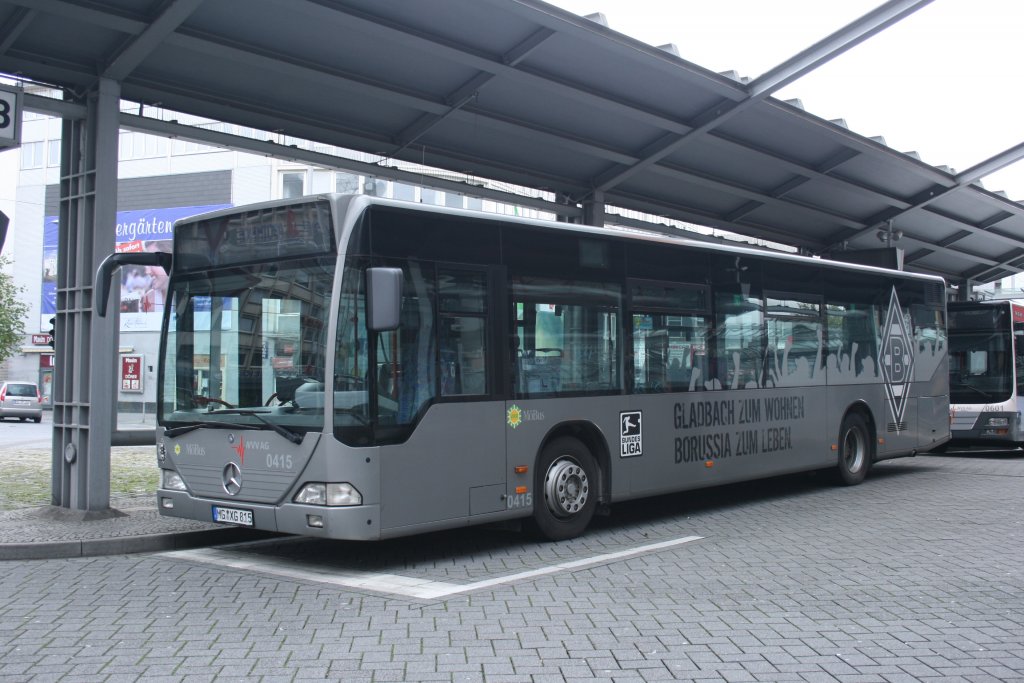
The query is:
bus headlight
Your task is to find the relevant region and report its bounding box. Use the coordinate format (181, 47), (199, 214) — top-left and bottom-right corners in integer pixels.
(157, 442), (167, 463)
(294, 482), (362, 506)
(985, 417), (1009, 427)
(162, 469), (187, 491)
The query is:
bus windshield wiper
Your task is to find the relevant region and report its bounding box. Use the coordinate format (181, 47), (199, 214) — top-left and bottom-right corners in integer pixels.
(208, 408), (304, 444)
(165, 421), (254, 437)
(952, 381), (993, 401)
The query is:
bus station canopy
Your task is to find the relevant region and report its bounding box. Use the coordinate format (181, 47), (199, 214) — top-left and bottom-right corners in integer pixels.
(2, 0), (1023, 286)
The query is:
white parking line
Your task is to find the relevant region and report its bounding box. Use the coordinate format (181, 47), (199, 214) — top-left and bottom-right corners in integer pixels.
(167, 534), (704, 599)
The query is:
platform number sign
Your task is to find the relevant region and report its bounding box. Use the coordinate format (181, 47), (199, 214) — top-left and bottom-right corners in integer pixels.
(0, 84), (23, 149)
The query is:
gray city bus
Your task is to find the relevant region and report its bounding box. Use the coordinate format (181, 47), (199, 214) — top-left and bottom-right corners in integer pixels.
(945, 299), (1024, 448)
(98, 194), (950, 541)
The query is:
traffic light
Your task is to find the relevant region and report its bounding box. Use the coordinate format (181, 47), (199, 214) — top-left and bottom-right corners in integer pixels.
(47, 317), (55, 349)
(0, 209), (8, 252)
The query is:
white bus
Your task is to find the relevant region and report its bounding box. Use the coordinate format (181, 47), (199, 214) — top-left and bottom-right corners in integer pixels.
(98, 195), (950, 540)
(946, 300), (1024, 448)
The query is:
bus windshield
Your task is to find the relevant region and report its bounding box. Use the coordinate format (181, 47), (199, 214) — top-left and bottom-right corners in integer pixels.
(159, 256), (335, 433)
(948, 327), (1013, 404)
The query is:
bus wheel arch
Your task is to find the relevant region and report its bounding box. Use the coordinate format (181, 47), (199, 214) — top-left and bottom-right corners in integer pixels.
(529, 422), (608, 541)
(836, 404), (875, 486)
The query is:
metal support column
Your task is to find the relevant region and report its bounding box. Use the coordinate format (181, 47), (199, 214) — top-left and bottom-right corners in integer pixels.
(582, 191), (606, 227)
(51, 78), (120, 513)
(955, 279), (974, 302)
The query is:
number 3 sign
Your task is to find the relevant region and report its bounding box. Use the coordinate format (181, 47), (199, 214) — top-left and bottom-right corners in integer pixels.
(0, 84), (23, 149)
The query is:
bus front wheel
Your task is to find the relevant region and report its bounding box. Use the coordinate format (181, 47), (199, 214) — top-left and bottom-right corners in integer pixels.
(530, 436), (598, 541)
(837, 412), (873, 486)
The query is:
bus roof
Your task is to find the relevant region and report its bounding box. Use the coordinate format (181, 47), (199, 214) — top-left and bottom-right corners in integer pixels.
(176, 193), (948, 287)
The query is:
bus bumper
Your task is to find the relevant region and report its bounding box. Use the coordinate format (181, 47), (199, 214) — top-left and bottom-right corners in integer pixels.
(949, 410), (1022, 447)
(157, 489), (383, 540)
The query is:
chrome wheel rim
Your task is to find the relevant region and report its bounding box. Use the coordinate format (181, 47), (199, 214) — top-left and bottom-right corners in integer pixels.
(842, 426), (865, 473)
(544, 456), (589, 518)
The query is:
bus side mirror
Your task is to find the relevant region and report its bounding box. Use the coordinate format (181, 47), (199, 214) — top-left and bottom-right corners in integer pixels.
(367, 267), (402, 331)
(95, 251), (172, 317)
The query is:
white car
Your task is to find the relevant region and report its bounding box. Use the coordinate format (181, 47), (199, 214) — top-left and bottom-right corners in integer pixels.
(0, 381), (43, 423)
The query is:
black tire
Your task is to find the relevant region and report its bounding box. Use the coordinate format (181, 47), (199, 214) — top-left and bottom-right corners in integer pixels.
(529, 436), (598, 541)
(33, 416), (42, 423)
(837, 412), (873, 486)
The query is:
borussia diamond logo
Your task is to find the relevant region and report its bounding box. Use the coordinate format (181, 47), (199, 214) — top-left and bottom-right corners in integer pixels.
(880, 288), (914, 430)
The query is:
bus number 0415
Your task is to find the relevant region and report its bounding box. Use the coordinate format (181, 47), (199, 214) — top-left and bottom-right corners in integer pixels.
(267, 454), (293, 470)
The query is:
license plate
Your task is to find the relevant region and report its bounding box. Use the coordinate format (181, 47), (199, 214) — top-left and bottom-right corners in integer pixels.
(13, 400), (29, 406)
(212, 505), (253, 527)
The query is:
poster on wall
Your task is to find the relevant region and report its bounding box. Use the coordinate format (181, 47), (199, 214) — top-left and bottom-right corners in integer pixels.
(120, 354), (143, 393)
(41, 204), (230, 332)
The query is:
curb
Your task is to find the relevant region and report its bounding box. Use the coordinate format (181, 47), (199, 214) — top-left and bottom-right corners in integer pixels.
(0, 527), (275, 561)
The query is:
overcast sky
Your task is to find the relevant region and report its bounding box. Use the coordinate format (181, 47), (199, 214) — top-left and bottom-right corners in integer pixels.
(544, 0), (1024, 201)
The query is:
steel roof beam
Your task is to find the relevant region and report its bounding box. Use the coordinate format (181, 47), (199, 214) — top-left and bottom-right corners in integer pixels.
(101, 0), (205, 82)
(4, 0), (139, 33)
(956, 140), (1024, 187)
(88, 27), (876, 238)
(964, 249), (1024, 281)
(24, 92), (86, 119)
(748, 0), (934, 97)
(0, 6), (34, 56)
(390, 26), (556, 157)
(590, 0), (933, 194)
(117, 111), (583, 218)
(282, 0), (731, 134)
(11, 0), (953, 243)
(160, 29), (883, 229)
(826, 142), (1024, 251)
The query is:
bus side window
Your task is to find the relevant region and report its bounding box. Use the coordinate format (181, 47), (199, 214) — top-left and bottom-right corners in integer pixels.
(1015, 326), (1024, 395)
(511, 277), (621, 397)
(765, 294), (823, 387)
(631, 314), (710, 393)
(713, 292), (764, 390)
(438, 268), (488, 397)
(628, 280), (709, 393)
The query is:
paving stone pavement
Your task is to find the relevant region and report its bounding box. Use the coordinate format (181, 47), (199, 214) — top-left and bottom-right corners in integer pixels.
(0, 451), (1022, 682)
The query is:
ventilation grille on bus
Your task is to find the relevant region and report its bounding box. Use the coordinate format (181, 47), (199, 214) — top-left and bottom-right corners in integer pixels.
(887, 422), (908, 433)
(924, 283), (945, 306)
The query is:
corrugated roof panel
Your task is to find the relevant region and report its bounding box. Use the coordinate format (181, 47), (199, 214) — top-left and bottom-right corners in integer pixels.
(0, 0), (1021, 284)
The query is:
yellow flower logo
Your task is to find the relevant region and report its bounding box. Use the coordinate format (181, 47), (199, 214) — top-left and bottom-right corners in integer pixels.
(507, 404), (523, 429)
(174, 443), (181, 455)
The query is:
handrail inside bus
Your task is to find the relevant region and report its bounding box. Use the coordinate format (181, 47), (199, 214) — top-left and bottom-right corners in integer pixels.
(95, 251), (172, 317)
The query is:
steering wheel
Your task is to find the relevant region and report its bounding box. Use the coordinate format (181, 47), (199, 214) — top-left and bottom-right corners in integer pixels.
(195, 396), (234, 409)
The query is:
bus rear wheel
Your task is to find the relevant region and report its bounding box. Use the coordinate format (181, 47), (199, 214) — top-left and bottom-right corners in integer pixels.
(530, 436), (598, 541)
(837, 412), (873, 486)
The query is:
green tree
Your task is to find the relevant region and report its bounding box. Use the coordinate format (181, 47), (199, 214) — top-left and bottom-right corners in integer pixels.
(0, 254), (29, 364)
